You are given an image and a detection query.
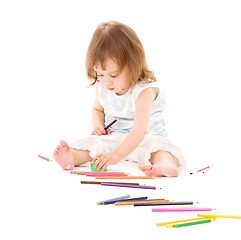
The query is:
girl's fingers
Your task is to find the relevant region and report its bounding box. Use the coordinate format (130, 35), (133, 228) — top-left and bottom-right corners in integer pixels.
(96, 155), (107, 170)
(92, 153), (102, 163)
(91, 127), (107, 136)
(100, 160), (109, 172)
(106, 129), (112, 135)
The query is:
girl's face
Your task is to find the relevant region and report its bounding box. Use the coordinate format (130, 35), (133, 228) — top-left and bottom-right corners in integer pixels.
(94, 58), (131, 96)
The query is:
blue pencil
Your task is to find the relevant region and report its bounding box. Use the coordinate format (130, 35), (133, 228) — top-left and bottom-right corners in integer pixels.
(102, 196), (148, 205)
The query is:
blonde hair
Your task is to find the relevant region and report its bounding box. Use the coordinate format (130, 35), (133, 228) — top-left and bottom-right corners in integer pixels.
(86, 21), (156, 86)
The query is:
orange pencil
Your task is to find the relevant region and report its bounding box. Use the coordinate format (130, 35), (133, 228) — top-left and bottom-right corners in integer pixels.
(74, 171), (128, 176)
(115, 199), (169, 206)
(95, 176), (155, 180)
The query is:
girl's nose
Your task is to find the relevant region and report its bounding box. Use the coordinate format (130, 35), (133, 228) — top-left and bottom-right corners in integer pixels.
(104, 77), (113, 86)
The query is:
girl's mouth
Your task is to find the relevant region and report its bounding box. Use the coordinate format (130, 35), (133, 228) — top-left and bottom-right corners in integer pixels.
(107, 88), (115, 91)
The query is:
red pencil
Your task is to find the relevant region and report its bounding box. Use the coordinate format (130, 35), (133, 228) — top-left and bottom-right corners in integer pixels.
(190, 166), (210, 175)
(38, 155), (52, 162)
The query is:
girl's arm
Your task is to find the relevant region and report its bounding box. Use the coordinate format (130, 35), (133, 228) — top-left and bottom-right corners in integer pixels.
(91, 83), (111, 135)
(93, 87), (157, 170)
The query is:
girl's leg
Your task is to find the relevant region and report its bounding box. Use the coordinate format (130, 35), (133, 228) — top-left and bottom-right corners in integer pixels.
(139, 151), (179, 177)
(53, 140), (92, 170)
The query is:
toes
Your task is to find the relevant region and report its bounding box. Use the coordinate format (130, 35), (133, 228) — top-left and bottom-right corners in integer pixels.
(138, 165), (147, 171)
(53, 145), (61, 156)
(60, 140), (67, 147)
(138, 165), (153, 172)
(146, 165), (153, 171)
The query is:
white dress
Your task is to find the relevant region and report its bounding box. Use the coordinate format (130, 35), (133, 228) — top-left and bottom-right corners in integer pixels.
(70, 82), (186, 169)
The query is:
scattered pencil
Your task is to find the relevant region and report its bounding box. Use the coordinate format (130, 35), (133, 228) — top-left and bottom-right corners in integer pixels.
(71, 171), (127, 176)
(38, 155), (52, 162)
(95, 176), (155, 180)
(80, 181), (140, 185)
(167, 218), (214, 228)
(190, 165), (214, 175)
(134, 201), (197, 207)
(101, 196), (148, 205)
(86, 174), (127, 177)
(197, 214), (241, 219)
(152, 208), (216, 212)
(97, 195), (131, 205)
(101, 182), (160, 190)
(115, 199), (169, 206)
(156, 217), (210, 227)
(202, 164), (214, 173)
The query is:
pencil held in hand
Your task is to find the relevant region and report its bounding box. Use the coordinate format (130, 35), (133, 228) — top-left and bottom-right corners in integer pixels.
(91, 118), (119, 135)
(104, 118), (119, 130)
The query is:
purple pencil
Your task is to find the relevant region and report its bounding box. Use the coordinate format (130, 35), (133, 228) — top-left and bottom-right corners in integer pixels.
(101, 182), (160, 190)
(104, 118), (119, 130)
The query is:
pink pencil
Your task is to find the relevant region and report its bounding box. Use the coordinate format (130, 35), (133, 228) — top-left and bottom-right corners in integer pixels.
(86, 174), (127, 177)
(70, 171), (127, 175)
(152, 208), (216, 212)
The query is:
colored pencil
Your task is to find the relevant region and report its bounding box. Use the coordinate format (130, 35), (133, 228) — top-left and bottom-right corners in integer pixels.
(101, 182), (160, 190)
(71, 171), (127, 175)
(38, 155), (52, 162)
(96, 176), (155, 179)
(197, 214), (241, 219)
(202, 164), (214, 173)
(190, 165), (212, 175)
(102, 196), (148, 205)
(97, 195), (131, 205)
(156, 217), (210, 227)
(80, 181), (140, 185)
(104, 117), (119, 130)
(167, 218), (213, 228)
(115, 199), (168, 206)
(134, 201), (196, 207)
(152, 208), (216, 212)
(86, 174), (127, 177)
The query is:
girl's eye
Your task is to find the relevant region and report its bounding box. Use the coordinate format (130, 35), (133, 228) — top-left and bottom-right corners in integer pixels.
(110, 75), (116, 78)
(97, 74), (104, 77)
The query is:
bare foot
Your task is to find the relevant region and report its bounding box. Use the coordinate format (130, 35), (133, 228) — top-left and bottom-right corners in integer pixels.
(53, 140), (74, 170)
(138, 164), (179, 177)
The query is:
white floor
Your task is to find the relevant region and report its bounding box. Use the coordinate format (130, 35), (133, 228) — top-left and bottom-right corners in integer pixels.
(3, 154), (241, 240)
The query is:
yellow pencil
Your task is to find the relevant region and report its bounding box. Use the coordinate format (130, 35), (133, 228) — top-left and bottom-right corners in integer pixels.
(156, 217), (210, 227)
(198, 214), (241, 219)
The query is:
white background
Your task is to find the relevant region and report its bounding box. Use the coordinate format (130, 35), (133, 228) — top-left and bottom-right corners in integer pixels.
(1, 0), (241, 239)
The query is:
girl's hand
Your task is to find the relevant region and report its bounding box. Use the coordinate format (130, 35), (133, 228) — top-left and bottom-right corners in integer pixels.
(92, 152), (122, 171)
(91, 126), (112, 136)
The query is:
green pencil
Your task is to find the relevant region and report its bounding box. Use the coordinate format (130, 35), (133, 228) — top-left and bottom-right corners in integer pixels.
(169, 218), (213, 228)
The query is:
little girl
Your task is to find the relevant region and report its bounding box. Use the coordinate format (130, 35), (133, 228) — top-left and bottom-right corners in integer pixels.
(53, 21), (186, 177)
